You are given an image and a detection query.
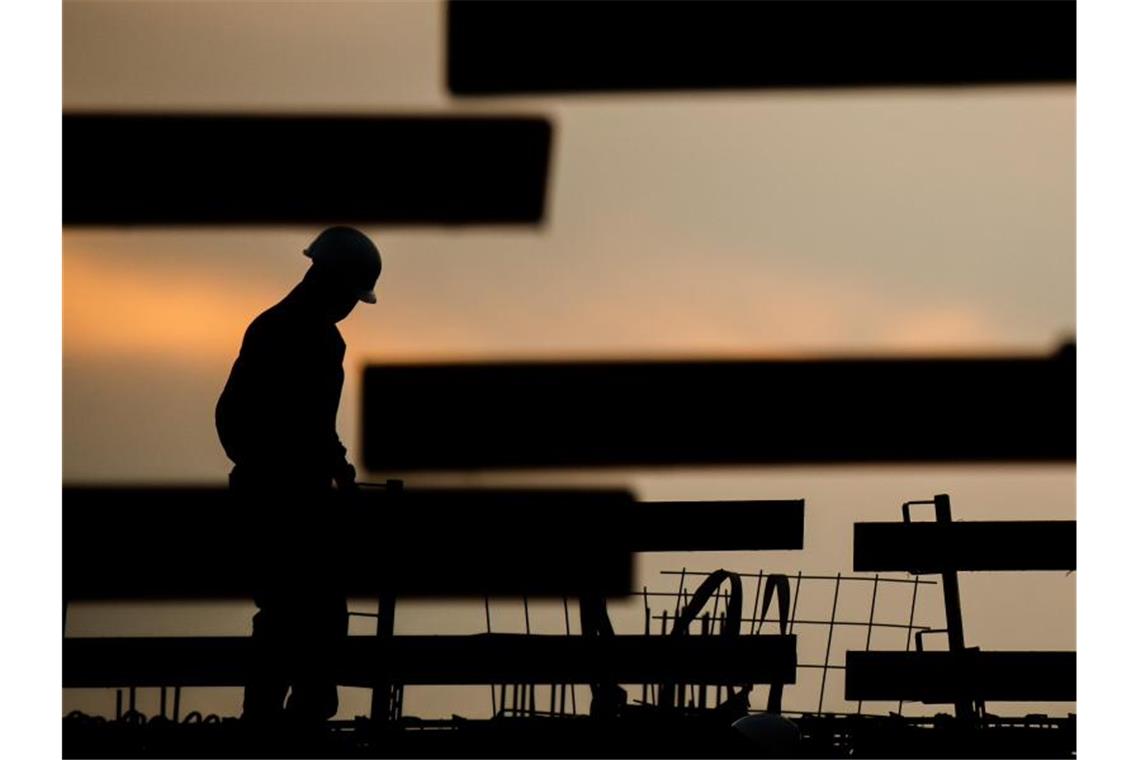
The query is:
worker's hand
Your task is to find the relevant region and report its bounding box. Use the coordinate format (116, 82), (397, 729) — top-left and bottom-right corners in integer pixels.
(335, 462), (359, 491)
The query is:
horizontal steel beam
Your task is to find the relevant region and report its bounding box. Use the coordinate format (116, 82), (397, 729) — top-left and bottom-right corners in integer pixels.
(845, 651), (1076, 703)
(362, 350), (1075, 470)
(63, 486), (632, 599)
(633, 500), (803, 552)
(448, 1), (1074, 95)
(63, 488), (804, 599)
(64, 115), (551, 225)
(853, 520), (1076, 573)
(64, 634), (797, 687)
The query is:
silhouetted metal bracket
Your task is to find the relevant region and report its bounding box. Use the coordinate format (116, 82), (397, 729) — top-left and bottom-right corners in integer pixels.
(64, 115), (551, 225)
(64, 634), (797, 688)
(844, 651), (1076, 703)
(448, 0), (1074, 95)
(853, 520), (1076, 573)
(362, 351), (1075, 470)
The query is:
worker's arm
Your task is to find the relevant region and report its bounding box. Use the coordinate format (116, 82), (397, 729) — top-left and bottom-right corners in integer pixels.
(326, 329), (357, 490)
(330, 435), (357, 490)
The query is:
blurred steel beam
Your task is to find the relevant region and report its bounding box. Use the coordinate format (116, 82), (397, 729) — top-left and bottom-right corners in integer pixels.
(64, 633), (797, 687)
(853, 520), (1076, 573)
(635, 500), (803, 551)
(63, 489), (806, 599)
(448, 1), (1074, 95)
(64, 115), (551, 225)
(63, 486), (632, 599)
(362, 349), (1075, 470)
(845, 651), (1076, 703)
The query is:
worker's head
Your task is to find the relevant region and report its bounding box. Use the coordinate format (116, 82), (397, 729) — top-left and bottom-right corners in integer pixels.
(301, 226), (382, 321)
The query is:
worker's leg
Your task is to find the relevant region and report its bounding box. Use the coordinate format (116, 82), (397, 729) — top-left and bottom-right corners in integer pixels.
(284, 589), (348, 722)
(242, 597), (290, 721)
(579, 596), (627, 717)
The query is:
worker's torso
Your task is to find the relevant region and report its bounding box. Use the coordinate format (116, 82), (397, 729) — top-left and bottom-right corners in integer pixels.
(216, 298), (346, 483)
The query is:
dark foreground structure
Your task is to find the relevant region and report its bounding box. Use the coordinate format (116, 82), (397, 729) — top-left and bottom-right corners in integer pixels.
(64, 488), (1075, 758)
(64, 711), (1076, 759)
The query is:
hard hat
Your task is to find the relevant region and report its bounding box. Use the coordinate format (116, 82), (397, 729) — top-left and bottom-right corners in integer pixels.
(303, 226), (382, 304)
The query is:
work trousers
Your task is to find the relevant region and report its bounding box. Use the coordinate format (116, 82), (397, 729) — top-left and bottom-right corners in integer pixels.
(230, 469), (348, 723)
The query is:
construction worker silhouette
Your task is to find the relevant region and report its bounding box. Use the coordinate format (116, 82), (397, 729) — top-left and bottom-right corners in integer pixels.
(216, 226), (381, 724)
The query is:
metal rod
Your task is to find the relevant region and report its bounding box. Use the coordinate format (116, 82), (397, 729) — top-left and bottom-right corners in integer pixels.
(642, 587), (650, 706)
(681, 587), (690, 707)
(716, 611), (726, 705)
(369, 594), (397, 723)
(749, 569), (764, 635)
(935, 493), (973, 720)
(115, 689), (122, 720)
(562, 596), (575, 715)
(673, 568), (687, 616)
(898, 573), (921, 716)
(857, 573), (880, 716)
(523, 596), (532, 715)
(788, 572), (803, 634)
(392, 684), (404, 721)
(485, 596), (496, 717)
(700, 613), (710, 710)
(660, 609), (672, 709)
(660, 570), (936, 585)
(817, 573), (842, 715)
(647, 612), (928, 630)
(640, 584), (934, 598)
(173, 687), (181, 722)
(160, 686), (167, 719)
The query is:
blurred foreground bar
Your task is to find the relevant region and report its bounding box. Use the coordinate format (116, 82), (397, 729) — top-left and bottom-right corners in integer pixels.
(65, 634), (797, 687)
(362, 350), (1075, 470)
(63, 488), (803, 599)
(854, 520), (1076, 573)
(63, 115), (551, 225)
(448, 0), (1074, 95)
(634, 500), (802, 552)
(845, 651), (1076, 703)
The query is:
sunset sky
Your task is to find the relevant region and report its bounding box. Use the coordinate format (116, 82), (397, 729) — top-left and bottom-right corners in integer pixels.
(62, 0), (1075, 722)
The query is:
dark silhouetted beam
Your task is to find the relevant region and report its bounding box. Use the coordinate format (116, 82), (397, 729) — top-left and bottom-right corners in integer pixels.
(845, 651), (1076, 703)
(63, 489), (806, 599)
(362, 350), (1075, 470)
(636, 500), (803, 551)
(448, 1), (1074, 95)
(64, 634), (797, 688)
(64, 115), (551, 225)
(63, 486), (632, 599)
(853, 520), (1076, 573)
